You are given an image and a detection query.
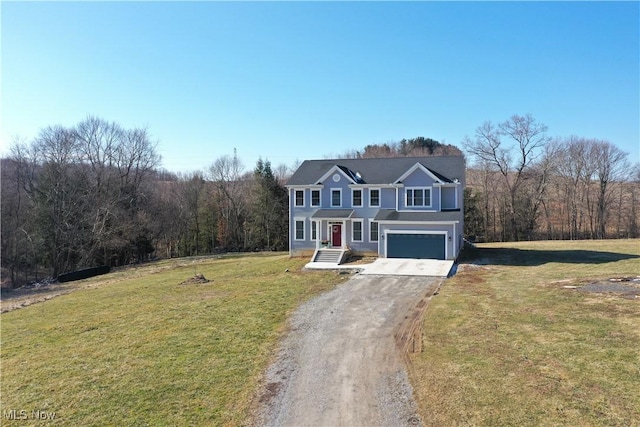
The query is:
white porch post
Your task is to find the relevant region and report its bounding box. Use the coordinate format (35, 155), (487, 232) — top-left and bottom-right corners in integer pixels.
(316, 220), (321, 249)
(342, 220), (346, 249)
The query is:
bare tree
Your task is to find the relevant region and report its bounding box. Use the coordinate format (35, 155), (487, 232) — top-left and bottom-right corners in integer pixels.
(208, 149), (248, 250)
(592, 140), (629, 238)
(464, 114), (551, 240)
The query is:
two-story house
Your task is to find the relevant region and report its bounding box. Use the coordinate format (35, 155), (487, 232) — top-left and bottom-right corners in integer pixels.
(286, 156), (465, 264)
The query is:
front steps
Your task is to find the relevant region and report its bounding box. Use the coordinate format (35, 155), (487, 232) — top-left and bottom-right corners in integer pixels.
(312, 249), (346, 264)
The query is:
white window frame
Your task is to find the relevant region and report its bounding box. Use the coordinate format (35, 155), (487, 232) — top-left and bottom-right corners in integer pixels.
(295, 190), (305, 207)
(369, 188), (380, 207)
(406, 187), (432, 207)
(369, 220), (379, 242)
(294, 218), (305, 241)
(311, 221), (317, 240)
(331, 188), (342, 207)
(352, 189), (363, 207)
(352, 219), (363, 242)
(311, 189), (321, 207)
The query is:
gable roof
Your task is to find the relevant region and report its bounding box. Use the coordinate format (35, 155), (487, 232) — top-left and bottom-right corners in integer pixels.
(287, 156), (465, 186)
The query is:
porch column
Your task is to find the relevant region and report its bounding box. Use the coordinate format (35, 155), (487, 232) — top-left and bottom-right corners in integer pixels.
(316, 220), (321, 249)
(342, 221), (346, 249)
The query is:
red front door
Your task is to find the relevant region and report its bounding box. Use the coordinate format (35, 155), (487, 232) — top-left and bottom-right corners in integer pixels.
(331, 225), (342, 247)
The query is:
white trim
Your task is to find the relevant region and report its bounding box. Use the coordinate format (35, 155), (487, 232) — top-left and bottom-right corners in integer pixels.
(294, 189), (305, 207)
(351, 188), (363, 207)
(330, 188), (342, 207)
(286, 184), (324, 190)
(294, 218), (306, 241)
(369, 188), (381, 207)
(376, 220), (459, 225)
(352, 219), (363, 242)
(315, 220), (322, 249)
(311, 220), (317, 240)
(288, 189), (292, 254)
(310, 189), (321, 207)
(394, 162), (446, 185)
(453, 221), (457, 257)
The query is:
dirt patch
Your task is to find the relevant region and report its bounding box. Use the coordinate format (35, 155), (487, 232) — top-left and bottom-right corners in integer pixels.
(558, 276), (640, 299)
(178, 274), (210, 286)
(1, 279), (69, 313)
(577, 277), (640, 298)
(395, 281), (443, 356)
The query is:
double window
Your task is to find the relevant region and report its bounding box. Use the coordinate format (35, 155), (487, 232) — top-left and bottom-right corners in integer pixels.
(406, 187), (431, 207)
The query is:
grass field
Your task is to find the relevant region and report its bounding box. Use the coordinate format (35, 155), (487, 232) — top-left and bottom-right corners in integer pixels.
(410, 239), (640, 426)
(0, 253), (348, 426)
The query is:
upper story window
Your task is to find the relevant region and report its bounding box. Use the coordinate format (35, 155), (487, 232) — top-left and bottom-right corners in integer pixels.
(331, 189), (342, 207)
(352, 189), (362, 207)
(406, 187), (431, 207)
(311, 190), (320, 207)
(369, 189), (380, 207)
(295, 190), (304, 207)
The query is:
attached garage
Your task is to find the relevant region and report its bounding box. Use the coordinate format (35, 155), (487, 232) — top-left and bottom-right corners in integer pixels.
(386, 232), (446, 260)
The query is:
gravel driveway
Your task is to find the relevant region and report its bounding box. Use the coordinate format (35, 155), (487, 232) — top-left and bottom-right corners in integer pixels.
(252, 273), (443, 427)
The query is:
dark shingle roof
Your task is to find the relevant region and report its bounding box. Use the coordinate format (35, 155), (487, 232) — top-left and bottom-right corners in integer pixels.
(287, 156), (465, 186)
(374, 209), (461, 222)
(311, 209), (355, 219)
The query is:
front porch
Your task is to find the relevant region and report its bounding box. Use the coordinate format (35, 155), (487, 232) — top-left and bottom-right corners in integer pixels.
(310, 209), (354, 264)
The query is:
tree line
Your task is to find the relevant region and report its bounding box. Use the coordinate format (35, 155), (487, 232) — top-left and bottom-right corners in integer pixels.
(2, 115), (638, 287)
(1, 117), (288, 287)
(463, 114), (639, 242)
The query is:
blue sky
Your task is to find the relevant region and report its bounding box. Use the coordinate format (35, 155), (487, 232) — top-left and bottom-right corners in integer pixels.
(2, 1), (638, 173)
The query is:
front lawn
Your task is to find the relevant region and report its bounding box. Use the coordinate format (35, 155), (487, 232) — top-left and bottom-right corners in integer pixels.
(411, 239), (640, 426)
(1, 253), (347, 426)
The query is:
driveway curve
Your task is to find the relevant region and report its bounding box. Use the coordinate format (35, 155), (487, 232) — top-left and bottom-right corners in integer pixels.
(252, 273), (442, 427)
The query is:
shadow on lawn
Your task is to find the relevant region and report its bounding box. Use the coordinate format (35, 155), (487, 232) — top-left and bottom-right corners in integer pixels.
(464, 247), (640, 267)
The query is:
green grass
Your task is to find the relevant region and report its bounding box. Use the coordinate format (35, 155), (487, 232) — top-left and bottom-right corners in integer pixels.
(411, 239), (640, 427)
(1, 253), (348, 426)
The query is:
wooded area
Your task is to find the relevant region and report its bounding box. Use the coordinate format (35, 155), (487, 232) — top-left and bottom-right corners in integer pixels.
(463, 115), (639, 242)
(2, 115), (638, 287)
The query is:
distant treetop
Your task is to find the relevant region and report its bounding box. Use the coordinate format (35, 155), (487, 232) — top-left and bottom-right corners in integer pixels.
(339, 137), (462, 158)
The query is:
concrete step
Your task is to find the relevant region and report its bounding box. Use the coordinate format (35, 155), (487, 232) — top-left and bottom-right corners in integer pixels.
(313, 250), (342, 263)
